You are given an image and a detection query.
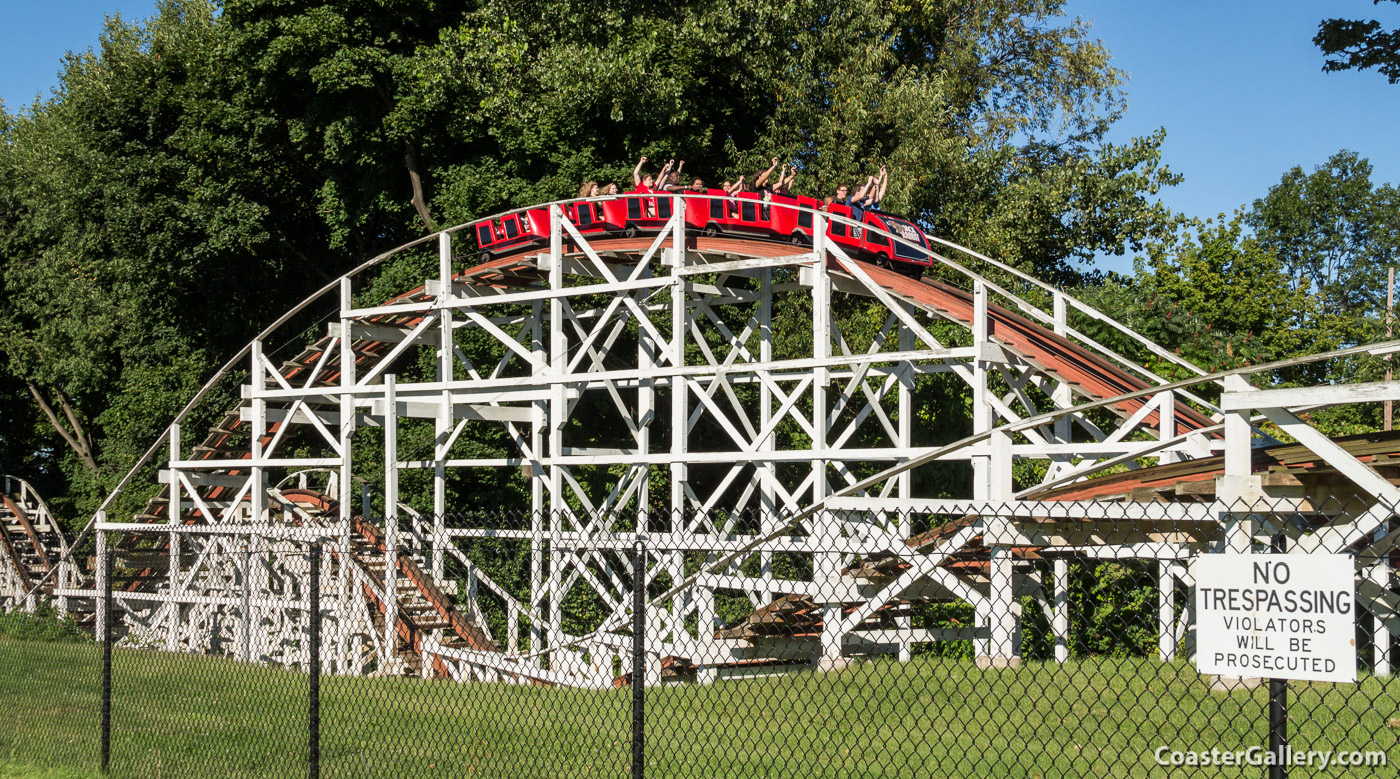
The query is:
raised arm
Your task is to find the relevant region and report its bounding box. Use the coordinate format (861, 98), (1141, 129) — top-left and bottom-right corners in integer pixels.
(754, 156), (779, 188)
(632, 156), (648, 187)
(658, 158), (675, 184)
(851, 175), (874, 203)
(872, 165), (889, 204)
(780, 165), (797, 191)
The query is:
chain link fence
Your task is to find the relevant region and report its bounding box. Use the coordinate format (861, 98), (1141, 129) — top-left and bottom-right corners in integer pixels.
(1, 500), (1397, 777)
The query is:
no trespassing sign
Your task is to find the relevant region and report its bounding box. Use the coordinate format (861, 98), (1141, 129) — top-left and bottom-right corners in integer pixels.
(1194, 553), (1357, 684)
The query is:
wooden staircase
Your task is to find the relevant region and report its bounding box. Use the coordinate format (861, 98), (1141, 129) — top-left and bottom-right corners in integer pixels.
(279, 491), (499, 677)
(348, 515), (499, 677)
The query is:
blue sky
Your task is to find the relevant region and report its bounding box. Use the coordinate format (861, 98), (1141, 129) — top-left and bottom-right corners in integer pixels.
(3, 1), (1397, 273)
(0, 1), (158, 110)
(1072, 1), (1400, 223)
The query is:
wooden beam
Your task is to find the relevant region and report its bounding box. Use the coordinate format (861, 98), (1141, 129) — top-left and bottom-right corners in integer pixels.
(674, 253), (816, 277)
(329, 321), (441, 347)
(1222, 380), (1400, 411)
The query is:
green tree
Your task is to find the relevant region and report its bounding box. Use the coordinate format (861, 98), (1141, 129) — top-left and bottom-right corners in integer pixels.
(1085, 152), (1398, 434)
(741, 0), (1181, 283)
(219, 0), (1179, 281)
(1134, 214), (1316, 364)
(0, 1), (334, 522)
(1247, 151), (1397, 338)
(1316, 0), (1400, 83)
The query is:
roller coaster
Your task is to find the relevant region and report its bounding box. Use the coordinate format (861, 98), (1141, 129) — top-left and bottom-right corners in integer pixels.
(5, 195), (1398, 684)
(0, 476), (80, 616)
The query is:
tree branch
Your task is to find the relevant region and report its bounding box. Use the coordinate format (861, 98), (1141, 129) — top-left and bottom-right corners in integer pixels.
(25, 381), (99, 474)
(55, 387), (97, 466)
(403, 139), (438, 233)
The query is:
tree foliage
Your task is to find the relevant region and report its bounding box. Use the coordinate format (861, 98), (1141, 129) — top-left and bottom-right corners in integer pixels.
(1083, 150), (1398, 434)
(1248, 150), (1398, 327)
(1316, 0), (1400, 83)
(0, 1), (342, 518)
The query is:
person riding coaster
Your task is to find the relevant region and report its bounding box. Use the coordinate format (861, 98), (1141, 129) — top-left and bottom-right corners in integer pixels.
(472, 159), (928, 277)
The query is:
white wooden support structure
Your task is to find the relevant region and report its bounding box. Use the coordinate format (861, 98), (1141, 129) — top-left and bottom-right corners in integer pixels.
(53, 194), (1395, 686)
(382, 374), (400, 673)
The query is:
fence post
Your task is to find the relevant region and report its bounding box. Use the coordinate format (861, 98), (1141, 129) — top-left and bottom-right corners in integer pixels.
(241, 540), (252, 662)
(1267, 533), (1287, 779)
(308, 542), (321, 779)
(100, 540), (112, 775)
(631, 540), (645, 779)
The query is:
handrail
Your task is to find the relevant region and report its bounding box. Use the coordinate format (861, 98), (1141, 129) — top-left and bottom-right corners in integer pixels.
(348, 473), (532, 618)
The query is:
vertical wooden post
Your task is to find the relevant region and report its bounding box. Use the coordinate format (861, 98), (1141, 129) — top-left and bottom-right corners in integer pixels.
(337, 276), (356, 674)
(1386, 266), (1394, 431)
(664, 195), (688, 660)
(548, 206), (567, 658)
(897, 303), (915, 662)
(811, 214), (844, 669)
(248, 340), (268, 661)
(983, 429), (1019, 668)
(972, 281), (993, 660)
(1158, 562), (1176, 662)
(383, 375), (399, 669)
(669, 201), (688, 531)
(758, 264), (776, 604)
(166, 424), (181, 651)
(1053, 558), (1069, 663)
(434, 230), (454, 585)
(530, 295), (546, 655)
(1222, 373), (1255, 554)
(1159, 391), (1178, 465)
(1052, 292), (1072, 443)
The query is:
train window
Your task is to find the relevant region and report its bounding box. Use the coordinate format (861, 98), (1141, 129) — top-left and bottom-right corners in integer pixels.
(893, 240), (925, 261)
(831, 221), (847, 237)
(867, 231), (888, 247)
(711, 200), (725, 219)
(627, 198), (643, 221)
(577, 205), (594, 226)
(657, 198), (673, 219)
(477, 225), (493, 246)
(504, 218), (519, 239)
(798, 211), (813, 229)
(740, 202), (757, 222)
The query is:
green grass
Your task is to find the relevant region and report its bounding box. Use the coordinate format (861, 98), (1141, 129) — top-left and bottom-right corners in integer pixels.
(2, 638), (1398, 777)
(0, 760), (99, 778)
